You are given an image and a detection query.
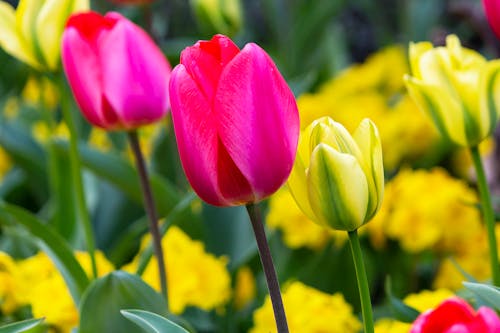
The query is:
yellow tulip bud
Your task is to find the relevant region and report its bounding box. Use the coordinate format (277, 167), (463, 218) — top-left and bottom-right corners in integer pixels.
(190, 0), (242, 37)
(0, 0), (89, 71)
(288, 117), (384, 231)
(404, 34), (500, 147)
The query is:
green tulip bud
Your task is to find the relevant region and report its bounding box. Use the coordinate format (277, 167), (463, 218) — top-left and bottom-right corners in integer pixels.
(288, 117), (384, 231)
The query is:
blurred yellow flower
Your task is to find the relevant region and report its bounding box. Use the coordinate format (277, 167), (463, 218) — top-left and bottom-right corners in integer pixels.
(267, 187), (343, 249)
(2, 251), (114, 332)
(297, 46), (438, 170)
(374, 288), (454, 333)
(233, 266), (256, 310)
(88, 128), (114, 152)
(129, 225), (231, 314)
(370, 168), (481, 253)
(0, 0), (89, 71)
(0, 146), (12, 181)
(3, 96), (20, 119)
(32, 121), (69, 143)
(22, 76), (58, 109)
(433, 224), (500, 290)
(250, 281), (361, 333)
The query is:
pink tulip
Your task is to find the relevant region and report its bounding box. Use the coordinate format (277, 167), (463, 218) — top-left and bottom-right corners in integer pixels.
(169, 34), (299, 206)
(62, 12), (171, 130)
(411, 297), (500, 333)
(483, 0), (500, 40)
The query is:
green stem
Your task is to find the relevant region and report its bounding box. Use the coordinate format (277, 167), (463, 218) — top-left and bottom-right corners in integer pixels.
(59, 77), (98, 279)
(127, 131), (168, 301)
(348, 229), (374, 333)
(246, 203), (289, 333)
(470, 145), (500, 286)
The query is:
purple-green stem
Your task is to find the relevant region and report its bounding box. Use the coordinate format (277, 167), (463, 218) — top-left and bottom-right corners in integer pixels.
(128, 130), (168, 301)
(246, 203), (289, 333)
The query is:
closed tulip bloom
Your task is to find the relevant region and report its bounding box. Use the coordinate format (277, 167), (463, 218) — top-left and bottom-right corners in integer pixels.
(404, 34), (500, 147)
(288, 117), (384, 231)
(0, 0), (89, 71)
(483, 0), (500, 40)
(62, 12), (171, 130)
(169, 34), (299, 207)
(411, 297), (500, 333)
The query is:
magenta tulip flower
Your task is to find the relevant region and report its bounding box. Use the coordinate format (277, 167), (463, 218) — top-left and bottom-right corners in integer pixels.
(483, 0), (500, 40)
(169, 34), (299, 207)
(62, 11), (171, 130)
(411, 297), (500, 333)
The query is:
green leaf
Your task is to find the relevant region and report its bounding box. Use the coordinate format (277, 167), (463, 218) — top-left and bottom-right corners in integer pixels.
(0, 318), (44, 333)
(57, 142), (179, 218)
(463, 282), (500, 311)
(385, 277), (420, 323)
(0, 202), (89, 303)
(79, 271), (167, 333)
(121, 310), (189, 333)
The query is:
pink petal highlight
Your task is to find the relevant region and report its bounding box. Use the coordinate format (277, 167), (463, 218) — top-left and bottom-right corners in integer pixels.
(62, 28), (105, 128)
(215, 43), (299, 201)
(99, 17), (170, 129)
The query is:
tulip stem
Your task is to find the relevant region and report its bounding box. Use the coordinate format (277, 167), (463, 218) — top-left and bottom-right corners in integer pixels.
(246, 203), (289, 333)
(470, 145), (500, 286)
(127, 130), (168, 301)
(59, 77), (98, 280)
(348, 229), (374, 333)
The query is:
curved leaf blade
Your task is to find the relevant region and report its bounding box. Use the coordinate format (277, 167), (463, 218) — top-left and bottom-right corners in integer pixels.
(463, 282), (500, 311)
(0, 318), (44, 333)
(121, 310), (189, 333)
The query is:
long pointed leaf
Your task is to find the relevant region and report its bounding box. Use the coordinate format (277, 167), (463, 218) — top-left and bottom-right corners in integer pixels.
(0, 202), (89, 303)
(463, 282), (500, 311)
(0, 318), (44, 333)
(121, 310), (189, 333)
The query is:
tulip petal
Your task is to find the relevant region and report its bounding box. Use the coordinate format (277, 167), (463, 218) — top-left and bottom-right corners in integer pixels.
(307, 144), (368, 231)
(98, 15), (171, 129)
(62, 28), (104, 127)
(409, 41), (433, 79)
(484, 0), (500, 39)
(410, 298), (475, 333)
(0, 1), (40, 68)
(35, 0), (72, 70)
(353, 119), (384, 219)
(16, 0), (43, 65)
(404, 75), (469, 146)
(215, 43), (299, 201)
(170, 65), (253, 206)
(180, 34), (239, 101)
(477, 307), (500, 331)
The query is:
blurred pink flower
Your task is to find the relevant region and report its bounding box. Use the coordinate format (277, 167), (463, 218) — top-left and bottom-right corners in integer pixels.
(411, 296), (500, 333)
(62, 11), (171, 130)
(169, 34), (299, 206)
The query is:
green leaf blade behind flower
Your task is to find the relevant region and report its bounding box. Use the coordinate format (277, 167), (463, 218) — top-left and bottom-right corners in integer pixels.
(0, 318), (44, 333)
(463, 282), (500, 311)
(121, 310), (190, 333)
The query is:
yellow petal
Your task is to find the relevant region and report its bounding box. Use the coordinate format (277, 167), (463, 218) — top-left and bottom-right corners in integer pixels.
(0, 1), (40, 68)
(408, 41), (433, 79)
(404, 75), (468, 146)
(353, 118), (384, 219)
(307, 144), (369, 231)
(35, 0), (72, 70)
(288, 126), (317, 221)
(16, 0), (43, 63)
(479, 59), (500, 140)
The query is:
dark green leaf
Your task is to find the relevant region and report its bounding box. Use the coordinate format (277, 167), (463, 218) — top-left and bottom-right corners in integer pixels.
(385, 277), (420, 323)
(0, 202), (89, 303)
(79, 271), (167, 333)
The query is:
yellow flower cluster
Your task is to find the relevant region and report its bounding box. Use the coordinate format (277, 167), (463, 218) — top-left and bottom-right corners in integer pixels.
(0, 251), (113, 332)
(297, 46), (438, 170)
(250, 281), (361, 333)
(233, 266), (256, 310)
(374, 288), (454, 332)
(367, 168), (481, 253)
(126, 225), (231, 314)
(0, 146), (12, 180)
(267, 187), (346, 249)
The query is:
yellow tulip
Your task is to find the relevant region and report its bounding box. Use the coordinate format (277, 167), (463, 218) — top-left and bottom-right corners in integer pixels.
(288, 117), (384, 231)
(0, 0), (89, 71)
(404, 34), (500, 147)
